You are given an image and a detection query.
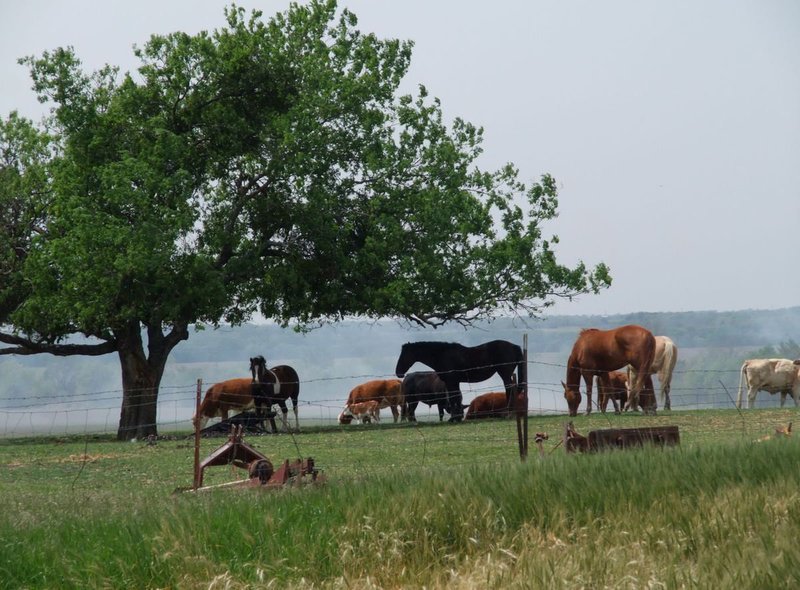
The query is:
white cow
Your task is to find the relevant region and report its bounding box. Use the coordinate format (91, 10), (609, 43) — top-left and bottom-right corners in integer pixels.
(627, 335), (679, 410)
(736, 358), (800, 409)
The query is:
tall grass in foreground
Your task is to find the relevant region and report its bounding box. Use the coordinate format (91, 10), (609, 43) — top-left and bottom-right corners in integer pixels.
(2, 438), (800, 589)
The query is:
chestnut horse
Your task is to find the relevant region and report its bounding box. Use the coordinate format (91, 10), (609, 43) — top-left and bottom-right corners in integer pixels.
(562, 325), (656, 416)
(395, 340), (523, 422)
(250, 355), (301, 433)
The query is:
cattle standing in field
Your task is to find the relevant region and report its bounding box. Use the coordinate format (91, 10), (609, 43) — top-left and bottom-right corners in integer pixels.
(562, 325), (656, 416)
(395, 340), (523, 422)
(250, 355), (301, 433)
(627, 335), (678, 410)
(338, 378), (404, 425)
(338, 400), (381, 424)
(400, 371), (451, 422)
(193, 377), (264, 431)
(465, 375), (518, 420)
(736, 358), (800, 409)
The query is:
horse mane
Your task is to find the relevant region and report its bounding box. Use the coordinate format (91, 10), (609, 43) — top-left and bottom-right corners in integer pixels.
(579, 328), (599, 335)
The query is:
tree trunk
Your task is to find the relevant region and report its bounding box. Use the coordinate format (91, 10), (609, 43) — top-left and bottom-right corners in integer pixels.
(115, 321), (188, 441)
(116, 355), (161, 440)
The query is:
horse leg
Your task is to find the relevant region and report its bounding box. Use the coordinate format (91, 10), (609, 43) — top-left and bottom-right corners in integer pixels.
(445, 380), (464, 422)
(625, 368), (646, 412)
(276, 400), (290, 433)
(407, 401), (418, 422)
(292, 397), (300, 433)
(390, 404), (399, 423)
(266, 404), (278, 433)
(582, 372), (593, 415)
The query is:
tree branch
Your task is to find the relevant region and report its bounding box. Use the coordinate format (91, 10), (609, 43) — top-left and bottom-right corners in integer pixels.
(0, 332), (117, 357)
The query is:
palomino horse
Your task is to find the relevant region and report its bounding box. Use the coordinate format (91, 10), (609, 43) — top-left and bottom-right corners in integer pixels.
(562, 325), (656, 416)
(250, 355), (301, 433)
(338, 378), (404, 424)
(627, 335), (678, 410)
(395, 340), (523, 422)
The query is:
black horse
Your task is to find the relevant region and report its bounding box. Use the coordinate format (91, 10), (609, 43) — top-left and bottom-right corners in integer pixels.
(401, 372), (452, 422)
(249, 355), (301, 433)
(395, 340), (523, 422)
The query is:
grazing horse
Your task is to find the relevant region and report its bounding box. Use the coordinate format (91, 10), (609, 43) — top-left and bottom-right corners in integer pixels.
(339, 378), (404, 424)
(400, 372), (452, 422)
(395, 340), (523, 422)
(627, 335), (678, 410)
(250, 355), (301, 433)
(193, 374), (265, 431)
(562, 325), (656, 416)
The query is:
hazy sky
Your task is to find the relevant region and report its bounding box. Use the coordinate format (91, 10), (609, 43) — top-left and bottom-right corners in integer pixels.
(1, 0), (798, 317)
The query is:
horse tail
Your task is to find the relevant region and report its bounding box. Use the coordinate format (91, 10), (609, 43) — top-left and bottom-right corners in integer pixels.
(632, 335), (657, 405)
(736, 361), (748, 409)
(659, 339), (677, 403)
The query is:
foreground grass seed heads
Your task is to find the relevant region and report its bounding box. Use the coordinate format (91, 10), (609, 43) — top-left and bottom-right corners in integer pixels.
(2, 409), (800, 588)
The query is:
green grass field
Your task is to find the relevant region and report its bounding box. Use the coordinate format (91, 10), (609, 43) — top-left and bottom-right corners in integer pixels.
(2, 408), (799, 589)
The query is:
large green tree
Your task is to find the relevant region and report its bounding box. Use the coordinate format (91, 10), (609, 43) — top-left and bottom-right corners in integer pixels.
(0, 1), (610, 440)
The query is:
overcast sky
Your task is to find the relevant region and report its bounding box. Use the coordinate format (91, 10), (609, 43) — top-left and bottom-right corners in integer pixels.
(1, 0), (798, 317)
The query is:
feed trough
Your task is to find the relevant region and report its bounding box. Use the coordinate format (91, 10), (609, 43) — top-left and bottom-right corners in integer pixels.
(564, 422), (679, 453)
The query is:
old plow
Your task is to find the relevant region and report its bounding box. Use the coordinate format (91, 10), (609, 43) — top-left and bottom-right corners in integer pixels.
(185, 425), (325, 492)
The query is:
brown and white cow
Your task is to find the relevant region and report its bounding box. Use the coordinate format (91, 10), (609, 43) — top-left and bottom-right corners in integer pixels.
(338, 378), (404, 424)
(338, 400), (381, 424)
(736, 358), (800, 409)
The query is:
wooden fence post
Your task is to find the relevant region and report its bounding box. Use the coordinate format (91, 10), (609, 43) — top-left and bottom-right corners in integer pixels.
(193, 379), (202, 490)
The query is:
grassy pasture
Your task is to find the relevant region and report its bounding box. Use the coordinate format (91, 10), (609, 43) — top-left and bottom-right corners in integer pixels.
(2, 408), (799, 589)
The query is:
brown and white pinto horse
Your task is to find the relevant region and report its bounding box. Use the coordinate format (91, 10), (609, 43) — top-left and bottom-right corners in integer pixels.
(627, 335), (678, 410)
(562, 325), (656, 416)
(338, 378), (404, 424)
(250, 355), (301, 433)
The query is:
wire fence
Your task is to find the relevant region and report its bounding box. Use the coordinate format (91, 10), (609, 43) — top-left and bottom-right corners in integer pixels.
(0, 358), (791, 440)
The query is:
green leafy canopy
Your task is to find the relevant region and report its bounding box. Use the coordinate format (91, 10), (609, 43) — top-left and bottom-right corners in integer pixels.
(2, 0), (610, 342)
